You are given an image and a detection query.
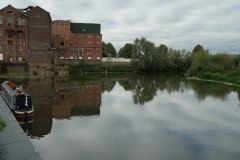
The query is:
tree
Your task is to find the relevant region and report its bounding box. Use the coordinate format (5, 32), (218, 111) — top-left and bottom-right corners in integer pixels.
(131, 37), (157, 71)
(118, 43), (133, 58)
(102, 41), (108, 57)
(157, 44), (168, 55)
(107, 43), (117, 57)
(102, 42), (117, 57)
(192, 44), (204, 53)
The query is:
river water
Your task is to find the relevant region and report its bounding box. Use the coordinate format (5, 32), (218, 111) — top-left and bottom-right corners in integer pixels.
(1, 74), (240, 160)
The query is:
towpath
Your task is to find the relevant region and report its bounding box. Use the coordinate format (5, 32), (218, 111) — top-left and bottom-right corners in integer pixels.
(0, 96), (42, 160)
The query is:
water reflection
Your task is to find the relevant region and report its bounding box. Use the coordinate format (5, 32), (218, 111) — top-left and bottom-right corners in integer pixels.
(52, 80), (101, 119)
(2, 74), (240, 160)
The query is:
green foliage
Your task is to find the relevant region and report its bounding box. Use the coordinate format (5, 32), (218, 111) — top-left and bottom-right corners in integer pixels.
(131, 37), (156, 71)
(157, 44), (168, 55)
(0, 116), (6, 131)
(102, 41), (117, 57)
(118, 43), (133, 58)
(192, 44), (204, 53)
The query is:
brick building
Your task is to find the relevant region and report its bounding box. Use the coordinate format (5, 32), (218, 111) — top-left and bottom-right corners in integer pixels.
(0, 5), (28, 63)
(26, 6), (53, 65)
(0, 4), (102, 69)
(0, 4), (53, 65)
(52, 20), (102, 62)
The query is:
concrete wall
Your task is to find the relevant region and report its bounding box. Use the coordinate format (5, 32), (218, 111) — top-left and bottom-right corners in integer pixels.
(102, 57), (131, 63)
(55, 58), (101, 65)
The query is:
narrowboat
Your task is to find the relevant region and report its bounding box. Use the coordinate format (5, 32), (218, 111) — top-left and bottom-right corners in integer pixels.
(0, 81), (34, 118)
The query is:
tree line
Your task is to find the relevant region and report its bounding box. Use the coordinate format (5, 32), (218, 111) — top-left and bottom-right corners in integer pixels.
(102, 37), (240, 82)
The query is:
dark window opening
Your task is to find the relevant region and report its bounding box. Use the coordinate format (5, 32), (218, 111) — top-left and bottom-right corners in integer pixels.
(61, 41), (64, 46)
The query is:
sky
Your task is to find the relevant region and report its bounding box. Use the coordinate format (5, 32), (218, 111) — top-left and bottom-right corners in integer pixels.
(3, 0), (240, 53)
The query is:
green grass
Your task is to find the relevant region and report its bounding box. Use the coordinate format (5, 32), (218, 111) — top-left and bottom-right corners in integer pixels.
(0, 116), (6, 131)
(196, 71), (240, 85)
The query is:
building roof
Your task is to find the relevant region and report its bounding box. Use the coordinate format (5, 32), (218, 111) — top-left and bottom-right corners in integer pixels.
(0, 4), (27, 17)
(70, 23), (101, 34)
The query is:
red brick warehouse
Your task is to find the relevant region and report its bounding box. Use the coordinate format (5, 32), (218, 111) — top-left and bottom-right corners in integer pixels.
(52, 20), (102, 62)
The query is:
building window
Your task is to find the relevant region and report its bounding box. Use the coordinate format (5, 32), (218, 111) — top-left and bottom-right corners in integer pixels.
(79, 41), (82, 44)
(8, 17), (12, 21)
(0, 53), (2, 60)
(97, 35), (100, 38)
(18, 38), (22, 43)
(61, 22), (64, 25)
(88, 42), (91, 44)
(9, 57), (12, 62)
(8, 31), (13, 38)
(61, 41), (64, 46)
(7, 11), (13, 14)
(0, 45), (2, 50)
(18, 17), (21, 25)
(7, 23), (13, 29)
(0, 38), (2, 43)
(70, 41), (73, 46)
(8, 40), (13, 46)
(18, 32), (22, 37)
(52, 22), (55, 25)
(18, 54), (22, 63)
(0, 16), (2, 24)
(88, 35), (92, 38)
(65, 22), (69, 25)
(18, 46), (22, 51)
(21, 19), (25, 25)
(79, 36), (82, 38)
(35, 15), (40, 18)
(8, 47), (13, 52)
(61, 35), (64, 37)
(97, 42), (100, 44)
(56, 22), (59, 25)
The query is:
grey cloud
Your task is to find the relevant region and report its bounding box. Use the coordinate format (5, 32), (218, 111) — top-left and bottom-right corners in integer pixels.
(3, 0), (240, 53)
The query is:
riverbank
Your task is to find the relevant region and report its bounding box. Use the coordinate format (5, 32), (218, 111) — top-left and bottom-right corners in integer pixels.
(0, 96), (42, 160)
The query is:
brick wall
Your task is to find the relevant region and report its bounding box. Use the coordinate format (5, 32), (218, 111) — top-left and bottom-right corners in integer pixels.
(27, 6), (51, 50)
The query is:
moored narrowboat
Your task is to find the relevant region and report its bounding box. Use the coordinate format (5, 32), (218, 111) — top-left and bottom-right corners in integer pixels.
(0, 81), (34, 118)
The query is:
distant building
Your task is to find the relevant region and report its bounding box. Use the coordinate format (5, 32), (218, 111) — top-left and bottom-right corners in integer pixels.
(0, 4), (53, 65)
(52, 20), (102, 63)
(0, 4), (28, 63)
(0, 4), (102, 67)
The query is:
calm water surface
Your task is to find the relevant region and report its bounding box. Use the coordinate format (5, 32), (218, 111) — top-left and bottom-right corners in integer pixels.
(2, 74), (240, 160)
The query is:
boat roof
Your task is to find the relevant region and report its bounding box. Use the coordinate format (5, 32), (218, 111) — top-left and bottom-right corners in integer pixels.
(1, 81), (29, 97)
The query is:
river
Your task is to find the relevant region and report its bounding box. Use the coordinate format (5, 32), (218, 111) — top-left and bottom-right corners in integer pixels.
(1, 73), (240, 160)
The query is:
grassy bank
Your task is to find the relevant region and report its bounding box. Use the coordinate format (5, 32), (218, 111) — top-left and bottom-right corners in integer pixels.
(195, 70), (240, 85)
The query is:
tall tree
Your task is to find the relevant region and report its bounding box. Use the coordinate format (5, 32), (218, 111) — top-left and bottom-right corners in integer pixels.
(131, 37), (156, 71)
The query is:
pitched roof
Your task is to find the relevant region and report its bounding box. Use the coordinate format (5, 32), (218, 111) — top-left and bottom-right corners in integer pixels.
(0, 4), (27, 17)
